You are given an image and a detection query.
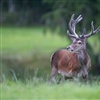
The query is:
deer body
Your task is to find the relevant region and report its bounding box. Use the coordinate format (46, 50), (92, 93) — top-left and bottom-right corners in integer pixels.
(51, 49), (79, 77)
(50, 48), (91, 83)
(49, 14), (100, 83)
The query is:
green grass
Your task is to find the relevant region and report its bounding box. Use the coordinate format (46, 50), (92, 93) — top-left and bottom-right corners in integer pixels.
(1, 26), (70, 80)
(1, 80), (100, 99)
(1, 26), (100, 55)
(1, 27), (70, 55)
(1, 27), (100, 100)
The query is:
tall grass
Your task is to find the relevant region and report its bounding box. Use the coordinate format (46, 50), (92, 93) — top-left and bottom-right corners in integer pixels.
(1, 79), (100, 99)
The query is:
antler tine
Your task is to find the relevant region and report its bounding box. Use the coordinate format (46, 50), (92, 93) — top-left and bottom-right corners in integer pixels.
(81, 28), (86, 37)
(84, 21), (100, 38)
(67, 30), (76, 38)
(71, 14), (74, 21)
(68, 14), (83, 38)
(76, 15), (83, 23)
(94, 26), (100, 33)
(72, 15), (83, 32)
(69, 14), (75, 34)
(91, 21), (94, 33)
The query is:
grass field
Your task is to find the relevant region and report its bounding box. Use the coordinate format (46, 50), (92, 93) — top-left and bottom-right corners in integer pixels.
(1, 27), (99, 54)
(1, 27), (70, 55)
(1, 80), (100, 99)
(1, 26), (100, 100)
(1, 26), (70, 80)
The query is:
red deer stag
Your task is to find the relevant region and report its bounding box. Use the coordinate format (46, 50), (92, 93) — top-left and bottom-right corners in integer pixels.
(49, 14), (100, 83)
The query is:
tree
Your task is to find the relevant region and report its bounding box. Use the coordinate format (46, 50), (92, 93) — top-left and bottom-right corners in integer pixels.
(42, 0), (100, 35)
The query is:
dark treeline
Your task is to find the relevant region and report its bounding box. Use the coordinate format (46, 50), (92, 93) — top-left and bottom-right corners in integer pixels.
(1, 0), (100, 28)
(1, 0), (51, 25)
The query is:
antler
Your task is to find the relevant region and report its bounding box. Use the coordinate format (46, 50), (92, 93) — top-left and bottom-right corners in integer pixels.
(81, 28), (86, 37)
(67, 14), (83, 38)
(84, 21), (100, 38)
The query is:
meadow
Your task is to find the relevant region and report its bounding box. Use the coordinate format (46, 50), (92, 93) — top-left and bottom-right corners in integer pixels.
(1, 27), (100, 99)
(1, 27), (69, 54)
(1, 80), (100, 99)
(1, 27), (70, 80)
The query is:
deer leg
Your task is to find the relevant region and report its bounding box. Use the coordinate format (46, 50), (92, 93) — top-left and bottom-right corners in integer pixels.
(57, 77), (62, 84)
(82, 74), (88, 83)
(82, 68), (88, 83)
(57, 76), (73, 84)
(49, 66), (58, 83)
(65, 76), (73, 81)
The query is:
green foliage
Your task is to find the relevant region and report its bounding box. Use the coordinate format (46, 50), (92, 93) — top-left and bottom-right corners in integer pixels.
(42, 0), (100, 35)
(2, 12), (19, 25)
(1, 0), (100, 29)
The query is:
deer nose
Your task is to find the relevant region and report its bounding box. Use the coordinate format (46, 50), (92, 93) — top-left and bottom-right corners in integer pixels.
(66, 46), (70, 50)
(71, 49), (73, 51)
(67, 46), (74, 52)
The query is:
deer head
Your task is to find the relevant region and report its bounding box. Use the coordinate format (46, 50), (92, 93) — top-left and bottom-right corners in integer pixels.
(67, 14), (100, 52)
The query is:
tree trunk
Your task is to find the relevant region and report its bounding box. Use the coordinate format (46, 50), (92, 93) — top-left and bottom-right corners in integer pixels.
(8, 0), (15, 13)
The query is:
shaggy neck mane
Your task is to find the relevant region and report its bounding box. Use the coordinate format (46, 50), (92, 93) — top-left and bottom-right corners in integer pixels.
(76, 48), (88, 67)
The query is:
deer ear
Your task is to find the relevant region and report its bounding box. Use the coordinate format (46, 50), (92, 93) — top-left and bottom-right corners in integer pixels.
(82, 37), (87, 42)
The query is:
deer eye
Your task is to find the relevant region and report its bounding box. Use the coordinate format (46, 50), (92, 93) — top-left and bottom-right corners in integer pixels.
(78, 41), (82, 44)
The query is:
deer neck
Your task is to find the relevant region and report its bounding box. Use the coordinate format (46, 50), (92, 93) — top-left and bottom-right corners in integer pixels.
(76, 48), (88, 67)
